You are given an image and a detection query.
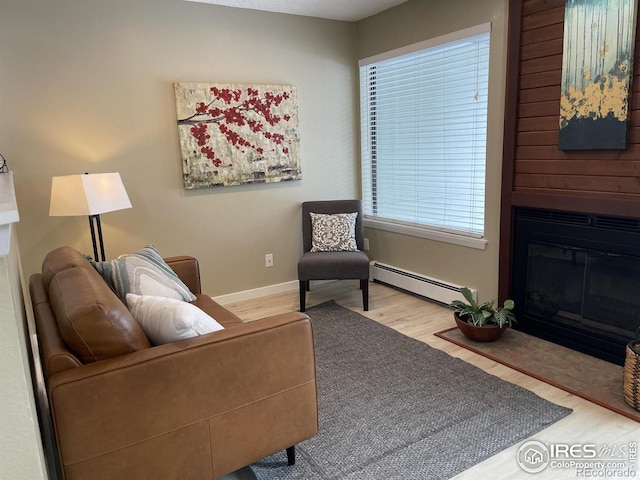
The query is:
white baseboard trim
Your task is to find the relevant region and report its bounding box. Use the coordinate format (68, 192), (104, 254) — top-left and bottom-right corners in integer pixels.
(213, 279), (337, 305)
(213, 280), (299, 305)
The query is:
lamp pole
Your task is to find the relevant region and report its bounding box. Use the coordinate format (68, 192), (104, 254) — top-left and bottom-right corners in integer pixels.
(88, 214), (106, 262)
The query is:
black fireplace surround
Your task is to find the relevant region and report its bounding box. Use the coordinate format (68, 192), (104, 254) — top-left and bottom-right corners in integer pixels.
(512, 207), (640, 365)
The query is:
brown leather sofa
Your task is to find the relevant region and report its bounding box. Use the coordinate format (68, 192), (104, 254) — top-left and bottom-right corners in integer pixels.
(29, 246), (318, 480)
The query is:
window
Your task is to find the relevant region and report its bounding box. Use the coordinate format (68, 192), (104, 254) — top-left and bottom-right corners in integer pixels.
(359, 23), (491, 247)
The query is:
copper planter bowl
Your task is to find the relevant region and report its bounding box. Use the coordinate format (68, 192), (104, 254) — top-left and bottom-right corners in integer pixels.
(454, 313), (507, 342)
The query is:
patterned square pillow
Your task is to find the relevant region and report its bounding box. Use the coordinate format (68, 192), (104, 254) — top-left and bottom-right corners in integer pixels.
(310, 212), (358, 252)
(92, 245), (197, 302)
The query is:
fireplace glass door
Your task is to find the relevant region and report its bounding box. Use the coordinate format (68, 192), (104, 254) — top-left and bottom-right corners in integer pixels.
(526, 241), (640, 343)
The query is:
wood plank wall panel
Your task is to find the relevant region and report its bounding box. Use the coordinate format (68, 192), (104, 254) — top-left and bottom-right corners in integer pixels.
(498, 0), (640, 300)
(511, 0), (640, 214)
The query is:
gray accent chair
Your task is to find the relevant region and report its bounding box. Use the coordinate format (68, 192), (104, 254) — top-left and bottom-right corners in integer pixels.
(297, 200), (370, 312)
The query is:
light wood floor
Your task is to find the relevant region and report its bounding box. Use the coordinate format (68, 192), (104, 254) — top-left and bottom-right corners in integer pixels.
(224, 281), (640, 480)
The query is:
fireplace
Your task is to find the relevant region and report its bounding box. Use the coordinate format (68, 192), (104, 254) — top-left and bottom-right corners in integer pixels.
(512, 208), (640, 365)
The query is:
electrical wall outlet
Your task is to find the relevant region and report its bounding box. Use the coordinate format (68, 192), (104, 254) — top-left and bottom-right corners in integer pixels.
(265, 253), (274, 267)
(363, 238), (370, 251)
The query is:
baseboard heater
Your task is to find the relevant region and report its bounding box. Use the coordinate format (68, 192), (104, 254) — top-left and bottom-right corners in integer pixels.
(369, 261), (475, 305)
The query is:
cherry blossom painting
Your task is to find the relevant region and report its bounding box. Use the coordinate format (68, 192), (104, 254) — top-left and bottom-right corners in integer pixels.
(175, 83), (301, 188)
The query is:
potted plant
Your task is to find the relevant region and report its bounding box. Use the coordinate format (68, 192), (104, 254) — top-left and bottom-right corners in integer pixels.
(450, 287), (516, 342)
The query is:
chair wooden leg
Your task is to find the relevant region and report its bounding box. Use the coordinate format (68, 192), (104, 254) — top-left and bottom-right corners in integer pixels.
(299, 281), (307, 312)
(286, 446), (296, 465)
(361, 279), (369, 311)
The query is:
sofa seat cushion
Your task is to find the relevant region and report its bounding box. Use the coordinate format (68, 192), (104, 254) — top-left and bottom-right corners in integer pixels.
(41, 246), (96, 291)
(125, 293), (224, 345)
(49, 266), (151, 363)
(192, 294), (244, 328)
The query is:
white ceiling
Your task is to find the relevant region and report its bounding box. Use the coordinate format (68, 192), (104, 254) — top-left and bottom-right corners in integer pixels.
(183, 0), (409, 22)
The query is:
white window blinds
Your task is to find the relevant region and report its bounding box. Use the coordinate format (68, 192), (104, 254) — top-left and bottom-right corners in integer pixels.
(359, 24), (491, 238)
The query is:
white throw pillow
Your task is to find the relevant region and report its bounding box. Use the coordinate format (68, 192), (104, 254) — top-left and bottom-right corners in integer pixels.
(125, 293), (224, 345)
(310, 212), (358, 252)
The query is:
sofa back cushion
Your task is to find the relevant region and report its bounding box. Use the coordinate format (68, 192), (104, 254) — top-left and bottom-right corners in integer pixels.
(42, 245), (96, 291)
(48, 266), (151, 363)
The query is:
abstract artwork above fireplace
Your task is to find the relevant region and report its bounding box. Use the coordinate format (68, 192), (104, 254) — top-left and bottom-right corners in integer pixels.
(174, 83), (301, 189)
(558, 0), (638, 150)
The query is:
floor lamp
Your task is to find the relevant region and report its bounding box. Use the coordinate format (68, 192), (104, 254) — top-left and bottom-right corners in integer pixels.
(49, 172), (132, 262)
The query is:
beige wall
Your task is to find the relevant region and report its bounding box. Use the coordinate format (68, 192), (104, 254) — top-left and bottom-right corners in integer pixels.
(356, 0), (509, 301)
(1, 0), (508, 301)
(1, 0), (358, 296)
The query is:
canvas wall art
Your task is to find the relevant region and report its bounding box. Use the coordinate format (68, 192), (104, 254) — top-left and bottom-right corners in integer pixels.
(559, 0), (638, 150)
(175, 83), (301, 188)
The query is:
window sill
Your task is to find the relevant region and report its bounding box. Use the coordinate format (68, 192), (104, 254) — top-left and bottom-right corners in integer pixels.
(363, 218), (487, 250)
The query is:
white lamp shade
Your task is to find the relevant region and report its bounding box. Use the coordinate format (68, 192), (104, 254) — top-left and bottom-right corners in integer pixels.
(50, 173), (132, 217)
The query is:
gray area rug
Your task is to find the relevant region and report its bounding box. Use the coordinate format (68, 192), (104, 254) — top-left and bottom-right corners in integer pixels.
(252, 301), (572, 479)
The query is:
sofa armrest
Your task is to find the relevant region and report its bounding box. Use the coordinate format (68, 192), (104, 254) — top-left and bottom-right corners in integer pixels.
(47, 311), (318, 479)
(165, 255), (201, 294)
(30, 274), (83, 380)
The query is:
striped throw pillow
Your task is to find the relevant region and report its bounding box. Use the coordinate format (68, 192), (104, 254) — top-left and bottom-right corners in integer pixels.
(92, 245), (196, 302)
